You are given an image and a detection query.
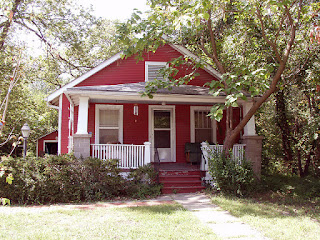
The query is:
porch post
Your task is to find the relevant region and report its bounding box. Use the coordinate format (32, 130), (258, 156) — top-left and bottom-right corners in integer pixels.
(144, 142), (151, 165)
(200, 142), (209, 171)
(74, 96), (91, 158)
(242, 101), (257, 136)
(241, 101), (263, 177)
(76, 96), (89, 134)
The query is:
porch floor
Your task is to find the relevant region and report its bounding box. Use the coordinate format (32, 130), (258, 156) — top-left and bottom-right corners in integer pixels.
(157, 163), (201, 171)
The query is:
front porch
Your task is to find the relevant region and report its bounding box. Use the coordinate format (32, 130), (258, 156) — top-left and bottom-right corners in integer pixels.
(90, 142), (246, 169)
(89, 142), (248, 193)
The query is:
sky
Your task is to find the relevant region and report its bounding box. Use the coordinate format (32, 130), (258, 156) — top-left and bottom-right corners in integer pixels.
(78, 0), (149, 20)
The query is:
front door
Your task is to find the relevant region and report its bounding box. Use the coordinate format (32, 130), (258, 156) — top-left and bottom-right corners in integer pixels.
(149, 106), (176, 162)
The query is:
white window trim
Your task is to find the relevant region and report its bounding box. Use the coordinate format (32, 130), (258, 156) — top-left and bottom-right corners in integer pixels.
(43, 140), (58, 154)
(190, 106), (217, 143)
(148, 105), (176, 162)
(145, 61), (167, 82)
(95, 104), (123, 144)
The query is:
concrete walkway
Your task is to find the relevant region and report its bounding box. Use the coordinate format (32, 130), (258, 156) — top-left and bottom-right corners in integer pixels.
(155, 193), (269, 240)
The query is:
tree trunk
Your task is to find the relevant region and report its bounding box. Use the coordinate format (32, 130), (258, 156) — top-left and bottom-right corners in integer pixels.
(275, 90), (294, 167)
(0, 0), (22, 51)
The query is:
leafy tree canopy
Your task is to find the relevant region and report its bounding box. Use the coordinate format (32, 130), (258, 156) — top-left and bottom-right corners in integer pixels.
(117, 0), (319, 149)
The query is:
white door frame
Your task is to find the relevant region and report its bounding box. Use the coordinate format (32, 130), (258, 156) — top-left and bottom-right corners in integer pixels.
(148, 105), (176, 162)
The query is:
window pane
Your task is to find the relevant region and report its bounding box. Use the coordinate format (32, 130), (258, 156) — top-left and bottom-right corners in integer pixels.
(195, 129), (212, 143)
(99, 129), (119, 144)
(154, 110), (170, 128)
(100, 109), (119, 127)
(195, 111), (211, 128)
(154, 130), (171, 148)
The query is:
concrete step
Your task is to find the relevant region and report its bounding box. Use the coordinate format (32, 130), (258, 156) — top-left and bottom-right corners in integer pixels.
(162, 186), (205, 194)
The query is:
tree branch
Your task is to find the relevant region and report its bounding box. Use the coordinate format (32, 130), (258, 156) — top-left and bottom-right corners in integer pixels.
(256, 5), (283, 63)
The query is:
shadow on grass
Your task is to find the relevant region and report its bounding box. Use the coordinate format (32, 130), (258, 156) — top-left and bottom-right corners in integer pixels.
(124, 203), (186, 215)
(211, 174), (320, 222)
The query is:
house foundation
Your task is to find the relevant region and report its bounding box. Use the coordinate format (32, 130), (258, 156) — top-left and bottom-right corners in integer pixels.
(241, 135), (264, 177)
(73, 133), (92, 158)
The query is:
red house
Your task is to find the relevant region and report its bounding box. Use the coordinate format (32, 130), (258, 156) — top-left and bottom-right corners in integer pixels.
(46, 44), (262, 193)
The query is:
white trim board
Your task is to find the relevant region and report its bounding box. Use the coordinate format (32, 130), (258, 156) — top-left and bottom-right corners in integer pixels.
(47, 52), (122, 103)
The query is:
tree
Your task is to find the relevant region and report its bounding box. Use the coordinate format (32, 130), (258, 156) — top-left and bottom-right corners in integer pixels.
(117, 0), (316, 150)
(0, 0), (123, 155)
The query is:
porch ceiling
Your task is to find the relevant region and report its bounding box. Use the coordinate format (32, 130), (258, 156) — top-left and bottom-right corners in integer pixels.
(64, 82), (238, 106)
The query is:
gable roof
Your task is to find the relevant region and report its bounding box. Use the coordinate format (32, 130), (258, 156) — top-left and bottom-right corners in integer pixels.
(46, 44), (222, 104)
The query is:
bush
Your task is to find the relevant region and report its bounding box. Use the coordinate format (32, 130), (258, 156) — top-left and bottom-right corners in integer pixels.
(208, 150), (256, 196)
(0, 155), (161, 205)
(127, 164), (162, 199)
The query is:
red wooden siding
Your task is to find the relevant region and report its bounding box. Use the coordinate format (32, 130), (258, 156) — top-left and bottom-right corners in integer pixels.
(37, 131), (58, 156)
(216, 107), (242, 144)
(61, 94), (70, 154)
(76, 103), (242, 163)
(123, 104), (149, 144)
(176, 105), (191, 163)
(75, 45), (216, 88)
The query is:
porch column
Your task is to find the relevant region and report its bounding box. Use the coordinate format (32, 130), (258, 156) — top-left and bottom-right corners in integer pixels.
(241, 101), (263, 177)
(74, 96), (91, 158)
(242, 135), (264, 177)
(76, 96), (89, 134)
(73, 133), (92, 158)
(242, 101), (257, 136)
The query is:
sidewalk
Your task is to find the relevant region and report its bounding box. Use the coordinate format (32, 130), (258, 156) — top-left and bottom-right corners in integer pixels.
(155, 193), (269, 240)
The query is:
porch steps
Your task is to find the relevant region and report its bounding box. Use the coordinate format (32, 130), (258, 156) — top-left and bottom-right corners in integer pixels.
(158, 166), (205, 194)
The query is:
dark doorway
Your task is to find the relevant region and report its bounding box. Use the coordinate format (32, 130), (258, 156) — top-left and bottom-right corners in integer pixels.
(45, 142), (58, 155)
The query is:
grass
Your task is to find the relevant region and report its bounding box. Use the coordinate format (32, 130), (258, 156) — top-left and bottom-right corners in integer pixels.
(210, 174), (320, 240)
(0, 203), (219, 240)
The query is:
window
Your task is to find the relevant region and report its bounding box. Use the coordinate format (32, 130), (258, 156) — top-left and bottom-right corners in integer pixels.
(95, 105), (123, 144)
(145, 61), (167, 82)
(190, 106), (216, 143)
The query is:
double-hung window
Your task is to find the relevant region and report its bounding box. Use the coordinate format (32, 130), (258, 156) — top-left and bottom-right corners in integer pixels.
(95, 105), (123, 144)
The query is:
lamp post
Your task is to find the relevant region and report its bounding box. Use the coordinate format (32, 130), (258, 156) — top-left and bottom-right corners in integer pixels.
(21, 123), (31, 159)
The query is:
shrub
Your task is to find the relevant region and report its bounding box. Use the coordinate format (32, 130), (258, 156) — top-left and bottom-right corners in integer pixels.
(208, 150), (256, 196)
(127, 164), (162, 199)
(0, 155), (162, 205)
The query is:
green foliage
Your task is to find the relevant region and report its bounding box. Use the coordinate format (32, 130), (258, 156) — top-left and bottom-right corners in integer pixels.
(0, 155), (161, 204)
(208, 150), (256, 196)
(0, 160), (13, 205)
(117, 0), (311, 122)
(262, 174), (320, 201)
(127, 164), (162, 199)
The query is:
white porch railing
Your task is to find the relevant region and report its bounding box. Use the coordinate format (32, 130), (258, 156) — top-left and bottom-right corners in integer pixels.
(200, 142), (246, 180)
(91, 142), (151, 169)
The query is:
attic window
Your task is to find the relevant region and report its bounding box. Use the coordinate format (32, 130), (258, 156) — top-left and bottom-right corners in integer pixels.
(145, 62), (167, 82)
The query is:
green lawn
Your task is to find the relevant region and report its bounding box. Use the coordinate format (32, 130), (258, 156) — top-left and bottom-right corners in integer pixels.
(211, 195), (320, 240)
(1, 203), (219, 240)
